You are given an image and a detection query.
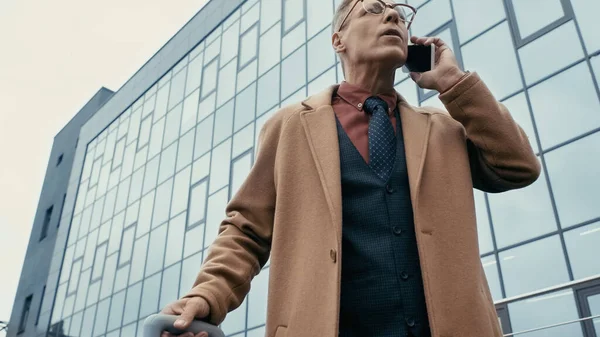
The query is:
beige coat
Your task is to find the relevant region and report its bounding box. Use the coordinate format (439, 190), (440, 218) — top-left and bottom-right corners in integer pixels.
(184, 72), (541, 337)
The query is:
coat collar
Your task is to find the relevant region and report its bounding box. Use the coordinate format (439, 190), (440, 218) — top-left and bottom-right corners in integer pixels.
(299, 84), (431, 240)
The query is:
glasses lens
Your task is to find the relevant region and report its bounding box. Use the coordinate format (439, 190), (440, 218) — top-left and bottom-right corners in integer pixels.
(396, 6), (415, 25)
(363, 1), (416, 26)
(363, 0), (386, 14)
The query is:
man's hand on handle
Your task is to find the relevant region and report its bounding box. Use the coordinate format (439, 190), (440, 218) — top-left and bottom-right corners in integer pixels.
(160, 297), (210, 337)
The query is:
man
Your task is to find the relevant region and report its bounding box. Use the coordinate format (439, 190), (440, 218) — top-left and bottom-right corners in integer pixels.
(161, 0), (540, 336)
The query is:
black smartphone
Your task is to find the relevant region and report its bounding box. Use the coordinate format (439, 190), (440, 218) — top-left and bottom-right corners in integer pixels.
(404, 44), (435, 73)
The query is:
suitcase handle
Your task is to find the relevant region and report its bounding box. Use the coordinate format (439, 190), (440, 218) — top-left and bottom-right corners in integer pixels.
(142, 314), (225, 337)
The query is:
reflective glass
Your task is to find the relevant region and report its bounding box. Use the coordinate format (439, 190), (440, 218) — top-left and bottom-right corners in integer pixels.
(209, 139), (232, 193)
(511, 0), (564, 39)
(113, 264), (130, 293)
(221, 297), (247, 335)
(545, 132), (600, 228)
(247, 267), (269, 327)
(564, 221), (600, 279)
(85, 283), (100, 310)
(104, 131), (117, 166)
(519, 22), (584, 85)
(260, 0), (282, 34)
(235, 83), (257, 132)
(163, 104), (183, 148)
(184, 222), (205, 258)
(308, 66), (336, 97)
(233, 123), (255, 158)
(237, 59), (258, 93)
(593, 55), (600, 86)
(231, 152), (252, 198)
(189, 180), (208, 227)
(151, 179), (173, 228)
(241, 3), (260, 32)
(118, 226), (135, 266)
(257, 65), (280, 114)
(124, 203), (137, 228)
(473, 190), (493, 254)
(129, 234), (149, 285)
(136, 191), (155, 238)
(259, 24), (281, 75)
(92, 243), (107, 280)
(499, 235), (569, 297)
(217, 60), (238, 107)
(280, 86), (306, 107)
(171, 167), (191, 217)
(74, 269), (91, 312)
(83, 229), (99, 269)
(102, 188), (117, 224)
(139, 272), (161, 318)
(481, 256), (502, 301)
(114, 177), (130, 215)
(410, 0), (452, 37)
(240, 25), (259, 67)
(529, 62), (600, 150)
(121, 322), (137, 337)
(451, 0), (505, 43)
(205, 188), (229, 248)
(164, 213), (185, 267)
(284, 0), (304, 31)
(204, 36), (221, 65)
(202, 60), (219, 97)
(160, 262), (181, 309)
(158, 142), (177, 183)
(100, 254), (117, 299)
(282, 22), (306, 58)
(194, 115), (214, 159)
(179, 252), (203, 298)
(248, 326), (266, 337)
(186, 53), (204, 96)
(122, 283), (142, 325)
(69, 311), (83, 336)
(93, 298), (110, 336)
(120, 143), (136, 179)
(67, 259), (82, 294)
(80, 302), (96, 337)
(128, 167), (145, 205)
(176, 129), (195, 172)
(282, 46), (306, 99)
(198, 92), (216, 122)
(461, 23), (522, 100)
(508, 289), (584, 337)
(142, 94), (156, 118)
(181, 89), (200, 136)
(142, 156), (159, 195)
(308, 27), (335, 81)
(307, 0), (333, 38)
(155, 83), (170, 122)
(148, 118), (165, 159)
(571, 0), (600, 53)
(173, 55), (188, 75)
(214, 100), (235, 145)
(192, 153), (211, 184)
(133, 146), (148, 171)
(221, 21), (240, 65)
(501, 93), (540, 152)
(169, 69), (187, 110)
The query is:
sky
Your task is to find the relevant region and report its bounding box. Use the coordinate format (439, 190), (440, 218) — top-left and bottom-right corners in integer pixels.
(0, 0), (209, 333)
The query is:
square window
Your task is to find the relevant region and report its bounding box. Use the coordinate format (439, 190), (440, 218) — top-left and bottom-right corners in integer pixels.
(451, 0), (506, 43)
(564, 221), (600, 279)
(282, 22), (306, 58)
(571, 0), (600, 54)
(410, 0), (452, 37)
(283, 0), (304, 32)
(508, 0), (568, 42)
(307, 0), (332, 38)
(221, 21), (240, 65)
(260, 0), (282, 34)
(257, 65), (281, 115)
(240, 25), (259, 69)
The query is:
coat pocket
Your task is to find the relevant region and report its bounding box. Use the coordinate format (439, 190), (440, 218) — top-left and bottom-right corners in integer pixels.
(274, 325), (287, 337)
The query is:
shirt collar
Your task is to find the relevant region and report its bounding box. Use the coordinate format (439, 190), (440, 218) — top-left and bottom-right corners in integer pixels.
(336, 81), (398, 115)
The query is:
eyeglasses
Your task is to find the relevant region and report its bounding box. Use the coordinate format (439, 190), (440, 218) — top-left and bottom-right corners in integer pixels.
(336, 0), (417, 33)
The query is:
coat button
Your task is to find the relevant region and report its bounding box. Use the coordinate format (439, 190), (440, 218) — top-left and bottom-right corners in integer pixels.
(386, 184), (394, 194)
(406, 317), (415, 327)
(393, 226), (402, 235)
(330, 249), (337, 263)
(400, 271), (409, 280)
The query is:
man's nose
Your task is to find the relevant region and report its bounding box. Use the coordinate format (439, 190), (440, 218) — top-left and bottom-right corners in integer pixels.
(384, 7), (400, 24)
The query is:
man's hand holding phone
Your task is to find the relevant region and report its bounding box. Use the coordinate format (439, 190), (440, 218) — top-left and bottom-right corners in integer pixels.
(407, 36), (466, 93)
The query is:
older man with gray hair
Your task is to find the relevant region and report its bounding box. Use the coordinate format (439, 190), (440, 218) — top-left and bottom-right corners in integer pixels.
(161, 1), (541, 337)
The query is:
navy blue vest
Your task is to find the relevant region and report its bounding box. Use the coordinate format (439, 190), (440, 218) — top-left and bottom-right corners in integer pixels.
(336, 109), (431, 337)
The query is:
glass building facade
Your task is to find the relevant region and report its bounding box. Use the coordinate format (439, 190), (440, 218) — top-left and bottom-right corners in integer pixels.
(21, 0), (600, 336)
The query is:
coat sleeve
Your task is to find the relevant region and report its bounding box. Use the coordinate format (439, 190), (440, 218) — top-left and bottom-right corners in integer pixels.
(438, 72), (542, 193)
(182, 116), (280, 325)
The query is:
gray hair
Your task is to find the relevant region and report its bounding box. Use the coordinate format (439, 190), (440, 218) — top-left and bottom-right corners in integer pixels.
(332, 0), (356, 79)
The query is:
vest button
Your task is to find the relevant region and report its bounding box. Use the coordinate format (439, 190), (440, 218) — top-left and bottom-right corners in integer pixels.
(386, 184), (394, 194)
(330, 249), (337, 263)
(393, 226), (402, 235)
(400, 271), (409, 280)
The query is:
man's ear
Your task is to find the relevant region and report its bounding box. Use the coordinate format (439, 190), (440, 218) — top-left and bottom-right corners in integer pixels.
(332, 32), (346, 53)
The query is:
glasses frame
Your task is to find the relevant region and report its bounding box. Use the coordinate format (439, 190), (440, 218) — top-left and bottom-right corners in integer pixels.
(336, 0), (418, 33)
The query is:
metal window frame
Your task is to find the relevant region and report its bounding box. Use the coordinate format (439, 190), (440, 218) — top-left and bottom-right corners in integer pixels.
(238, 23), (261, 71)
(186, 177), (209, 230)
(229, 148), (255, 200)
(282, 0), (306, 35)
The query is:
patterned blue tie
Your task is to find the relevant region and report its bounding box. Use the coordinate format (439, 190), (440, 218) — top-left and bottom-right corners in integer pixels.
(364, 97), (396, 181)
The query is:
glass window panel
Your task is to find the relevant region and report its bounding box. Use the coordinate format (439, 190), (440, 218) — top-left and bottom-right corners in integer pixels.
(282, 22), (306, 58)
(519, 22), (584, 85)
(121, 143), (136, 179)
(394, 78), (419, 107)
(308, 67), (336, 97)
(194, 115), (214, 159)
(86, 281), (101, 307)
(139, 272), (162, 318)
(410, 0), (452, 37)
(121, 322), (137, 337)
(152, 178), (173, 229)
(142, 156), (159, 195)
(155, 82), (171, 121)
(306, 0), (332, 37)
(473, 190), (493, 254)
(96, 164), (111, 198)
(284, 0), (304, 31)
(124, 201), (138, 228)
(499, 235), (569, 297)
(237, 59), (258, 94)
(136, 190), (155, 238)
(233, 123), (255, 158)
(119, 226), (135, 266)
(129, 234), (149, 285)
(511, 0), (564, 39)
(176, 129), (194, 172)
(101, 188), (117, 224)
(63, 294), (75, 318)
(481, 256), (502, 301)
(160, 263), (181, 309)
(83, 229), (99, 269)
(113, 264), (130, 292)
(68, 259), (83, 294)
(164, 213), (186, 267)
(107, 291), (126, 331)
(60, 246), (75, 284)
(192, 153), (211, 184)
(189, 180), (208, 227)
(248, 326), (266, 337)
(171, 167), (191, 217)
(231, 152), (252, 198)
(508, 289), (583, 337)
(79, 207), (93, 240)
(133, 145), (148, 171)
(198, 92), (216, 122)
(114, 177), (130, 215)
(235, 83), (256, 132)
(255, 107), (278, 149)
(281, 46), (306, 99)
(221, 22), (240, 65)
(181, 89), (200, 136)
(571, 0), (600, 54)
(451, 0), (505, 43)
(204, 36), (221, 65)
(128, 167), (145, 205)
(247, 267), (269, 327)
(184, 223), (205, 258)
(186, 53), (204, 96)
(74, 269), (91, 312)
(241, 2), (260, 32)
(142, 94), (156, 118)
(213, 100), (235, 145)
(202, 60), (219, 97)
(163, 104), (183, 148)
(107, 214), (123, 256)
(308, 28), (335, 81)
(240, 25), (259, 67)
(90, 158), (102, 186)
(69, 311), (83, 336)
(488, 169), (556, 248)
(103, 131), (117, 166)
(205, 188), (229, 248)
(260, 0), (282, 33)
(461, 23), (522, 100)
(564, 221), (600, 279)
(179, 252), (203, 298)
(158, 142), (177, 184)
(123, 283), (142, 325)
(168, 69), (187, 110)
(217, 60), (238, 107)
(93, 298), (110, 336)
(529, 62), (600, 150)
(92, 243), (108, 280)
(100, 254), (117, 299)
(173, 56), (189, 75)
(138, 115), (152, 150)
(281, 86), (306, 107)
(259, 24), (281, 75)
(210, 139), (232, 194)
(221, 297), (247, 335)
(501, 93), (540, 152)
(128, 108), (142, 145)
(148, 118), (165, 159)
(545, 132), (600, 228)
(75, 236), (87, 259)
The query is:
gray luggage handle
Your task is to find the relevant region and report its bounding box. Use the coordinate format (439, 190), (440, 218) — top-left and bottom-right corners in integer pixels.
(142, 314), (225, 337)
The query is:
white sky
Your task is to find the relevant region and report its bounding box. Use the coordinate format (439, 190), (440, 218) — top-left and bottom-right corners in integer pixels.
(0, 0), (209, 333)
